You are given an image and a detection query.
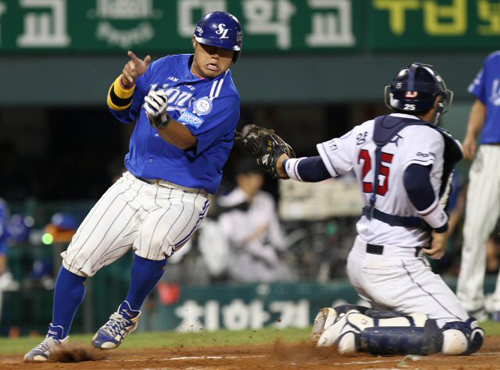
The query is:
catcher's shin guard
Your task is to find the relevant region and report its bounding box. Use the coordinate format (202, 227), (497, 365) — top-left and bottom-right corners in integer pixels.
(316, 307), (443, 356)
(357, 317), (443, 355)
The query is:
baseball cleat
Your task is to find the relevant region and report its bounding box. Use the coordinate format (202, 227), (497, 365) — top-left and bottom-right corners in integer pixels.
(91, 300), (141, 350)
(311, 307), (339, 342)
(24, 324), (68, 362)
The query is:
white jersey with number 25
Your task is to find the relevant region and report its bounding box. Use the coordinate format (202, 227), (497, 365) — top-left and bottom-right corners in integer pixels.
(317, 113), (445, 247)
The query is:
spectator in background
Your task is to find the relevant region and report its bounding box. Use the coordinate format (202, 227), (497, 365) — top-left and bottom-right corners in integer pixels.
(218, 158), (290, 283)
(0, 198), (17, 291)
(457, 51), (500, 322)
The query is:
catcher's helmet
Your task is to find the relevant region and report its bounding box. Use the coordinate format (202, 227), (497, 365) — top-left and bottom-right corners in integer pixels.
(194, 11), (243, 63)
(385, 62), (453, 119)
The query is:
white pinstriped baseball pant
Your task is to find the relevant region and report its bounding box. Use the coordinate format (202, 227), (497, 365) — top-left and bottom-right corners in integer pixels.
(457, 145), (500, 312)
(62, 172), (210, 277)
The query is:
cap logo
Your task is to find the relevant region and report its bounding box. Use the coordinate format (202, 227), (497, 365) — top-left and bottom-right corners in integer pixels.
(215, 24), (229, 39)
(405, 91), (418, 98)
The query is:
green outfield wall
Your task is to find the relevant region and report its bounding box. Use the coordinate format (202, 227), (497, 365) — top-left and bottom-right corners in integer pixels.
(0, 0), (496, 106)
(0, 0), (499, 53)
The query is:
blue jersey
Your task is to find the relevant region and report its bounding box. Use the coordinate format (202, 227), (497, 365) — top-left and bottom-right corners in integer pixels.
(110, 54), (240, 194)
(468, 51), (500, 144)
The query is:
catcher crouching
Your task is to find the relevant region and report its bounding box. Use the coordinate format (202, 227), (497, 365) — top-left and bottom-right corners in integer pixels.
(236, 62), (484, 356)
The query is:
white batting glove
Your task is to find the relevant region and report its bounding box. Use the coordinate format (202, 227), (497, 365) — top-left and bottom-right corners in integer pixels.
(144, 90), (170, 129)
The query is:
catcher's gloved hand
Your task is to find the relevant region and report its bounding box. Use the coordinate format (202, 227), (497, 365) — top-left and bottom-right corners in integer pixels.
(144, 90), (170, 129)
(236, 124), (296, 179)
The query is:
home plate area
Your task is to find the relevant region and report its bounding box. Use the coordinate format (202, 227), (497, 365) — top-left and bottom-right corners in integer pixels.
(2, 338), (500, 369)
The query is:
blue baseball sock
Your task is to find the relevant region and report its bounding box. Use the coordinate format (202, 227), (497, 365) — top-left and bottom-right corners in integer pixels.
(51, 267), (87, 338)
(125, 255), (167, 311)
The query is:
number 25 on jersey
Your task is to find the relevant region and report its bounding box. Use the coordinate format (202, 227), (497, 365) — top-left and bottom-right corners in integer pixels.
(358, 149), (394, 196)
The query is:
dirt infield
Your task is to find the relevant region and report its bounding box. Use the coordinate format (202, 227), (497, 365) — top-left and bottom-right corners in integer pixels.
(2, 337), (500, 369)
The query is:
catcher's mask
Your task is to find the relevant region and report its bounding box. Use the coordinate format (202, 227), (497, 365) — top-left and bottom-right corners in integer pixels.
(384, 62), (453, 124)
(194, 11), (243, 63)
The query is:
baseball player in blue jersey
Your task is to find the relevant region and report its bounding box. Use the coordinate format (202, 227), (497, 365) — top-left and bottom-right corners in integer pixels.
(239, 63), (484, 356)
(25, 11), (243, 362)
(457, 52), (500, 320)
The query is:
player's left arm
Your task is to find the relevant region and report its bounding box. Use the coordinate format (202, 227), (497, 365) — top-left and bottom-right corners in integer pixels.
(180, 94), (241, 157)
(141, 85), (197, 149)
(403, 164), (448, 259)
(151, 111), (198, 150)
(402, 128), (448, 258)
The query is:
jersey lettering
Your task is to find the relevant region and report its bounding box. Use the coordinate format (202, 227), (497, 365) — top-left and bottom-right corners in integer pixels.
(176, 91), (194, 107)
(162, 87), (194, 108)
(166, 87), (181, 104)
(358, 149), (394, 196)
(356, 132), (368, 145)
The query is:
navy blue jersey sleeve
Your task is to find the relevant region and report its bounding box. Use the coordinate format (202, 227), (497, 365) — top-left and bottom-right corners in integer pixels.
(283, 156), (331, 182)
(403, 164), (435, 211)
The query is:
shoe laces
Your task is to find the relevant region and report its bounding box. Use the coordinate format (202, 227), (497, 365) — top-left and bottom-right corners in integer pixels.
(101, 312), (132, 337)
(33, 337), (58, 353)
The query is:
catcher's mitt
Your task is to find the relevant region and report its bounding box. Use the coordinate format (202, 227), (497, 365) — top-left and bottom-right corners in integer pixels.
(236, 124), (296, 178)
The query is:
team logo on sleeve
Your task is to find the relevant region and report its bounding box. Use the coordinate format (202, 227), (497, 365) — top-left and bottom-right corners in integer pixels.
(179, 111), (205, 129)
(193, 97), (213, 116)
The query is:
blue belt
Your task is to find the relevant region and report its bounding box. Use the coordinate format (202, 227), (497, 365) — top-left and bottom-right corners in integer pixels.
(362, 206), (425, 228)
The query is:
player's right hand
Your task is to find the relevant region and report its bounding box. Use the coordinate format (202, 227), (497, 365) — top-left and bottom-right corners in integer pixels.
(121, 50), (151, 87)
(462, 134), (477, 160)
(145, 90), (170, 129)
(423, 230), (449, 260)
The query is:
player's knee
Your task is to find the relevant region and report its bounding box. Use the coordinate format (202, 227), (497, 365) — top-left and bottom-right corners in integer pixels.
(441, 318), (484, 355)
(61, 252), (93, 277)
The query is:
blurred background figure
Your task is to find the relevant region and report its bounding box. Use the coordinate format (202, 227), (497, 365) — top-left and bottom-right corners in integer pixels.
(217, 157), (292, 283)
(0, 198), (13, 287)
(457, 51), (500, 322)
(0, 197), (21, 337)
